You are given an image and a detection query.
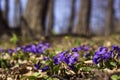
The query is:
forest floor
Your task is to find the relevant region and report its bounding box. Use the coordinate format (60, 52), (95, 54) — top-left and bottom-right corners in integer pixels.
(0, 34), (120, 80)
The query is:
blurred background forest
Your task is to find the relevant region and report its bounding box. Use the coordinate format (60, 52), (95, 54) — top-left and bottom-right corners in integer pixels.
(0, 0), (120, 40)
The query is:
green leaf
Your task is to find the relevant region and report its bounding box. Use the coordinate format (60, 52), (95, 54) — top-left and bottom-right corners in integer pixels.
(111, 75), (120, 80)
(51, 78), (59, 80)
(81, 57), (86, 61)
(53, 78), (59, 80)
(43, 75), (49, 79)
(45, 77), (59, 80)
(74, 39), (81, 46)
(64, 36), (70, 39)
(47, 78), (53, 80)
(54, 65), (60, 74)
(0, 59), (8, 69)
(81, 67), (92, 72)
(27, 76), (37, 80)
(10, 33), (19, 44)
(110, 62), (117, 67)
(32, 72), (40, 77)
(75, 63), (82, 69)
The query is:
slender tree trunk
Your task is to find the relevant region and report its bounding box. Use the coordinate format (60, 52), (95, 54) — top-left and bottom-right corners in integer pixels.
(14, 0), (20, 27)
(105, 0), (114, 36)
(22, 0), (49, 38)
(4, 0), (10, 31)
(0, 0), (3, 35)
(74, 0), (91, 36)
(68, 0), (75, 34)
(0, 0), (10, 36)
(47, 0), (54, 36)
(4, 0), (9, 23)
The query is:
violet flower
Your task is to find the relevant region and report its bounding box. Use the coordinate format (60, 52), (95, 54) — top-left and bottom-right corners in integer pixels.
(41, 66), (49, 72)
(34, 61), (41, 70)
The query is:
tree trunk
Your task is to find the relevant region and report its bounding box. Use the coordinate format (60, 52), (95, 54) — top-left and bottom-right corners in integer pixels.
(47, 0), (54, 36)
(105, 0), (114, 36)
(14, 0), (21, 27)
(0, 0), (10, 36)
(4, 0), (9, 23)
(22, 0), (49, 38)
(0, 0), (2, 28)
(68, 0), (75, 34)
(74, 0), (91, 36)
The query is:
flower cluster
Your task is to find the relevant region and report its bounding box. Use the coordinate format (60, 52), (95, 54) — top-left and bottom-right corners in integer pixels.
(71, 45), (89, 52)
(53, 51), (80, 68)
(34, 45), (89, 72)
(53, 45), (89, 69)
(34, 60), (50, 72)
(0, 42), (50, 55)
(92, 45), (120, 64)
(0, 42), (50, 71)
(17, 42), (50, 54)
